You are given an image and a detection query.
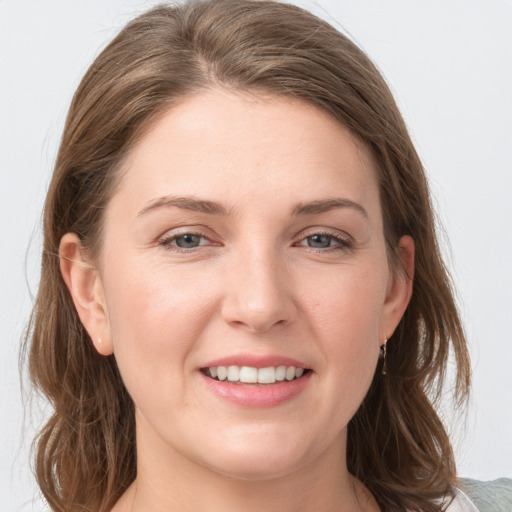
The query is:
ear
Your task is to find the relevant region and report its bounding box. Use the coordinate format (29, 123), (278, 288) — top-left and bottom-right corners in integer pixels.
(379, 235), (415, 341)
(59, 232), (113, 356)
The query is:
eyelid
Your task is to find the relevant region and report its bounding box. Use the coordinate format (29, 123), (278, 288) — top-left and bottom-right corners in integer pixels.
(295, 227), (352, 242)
(157, 226), (219, 251)
(157, 224), (214, 239)
(293, 228), (354, 251)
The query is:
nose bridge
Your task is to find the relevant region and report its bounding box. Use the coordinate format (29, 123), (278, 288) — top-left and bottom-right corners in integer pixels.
(221, 236), (295, 333)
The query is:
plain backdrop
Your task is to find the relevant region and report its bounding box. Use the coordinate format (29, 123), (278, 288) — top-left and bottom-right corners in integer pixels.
(1, 0), (511, 509)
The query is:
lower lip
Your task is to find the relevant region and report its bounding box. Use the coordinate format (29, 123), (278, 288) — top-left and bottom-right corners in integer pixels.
(200, 372), (312, 408)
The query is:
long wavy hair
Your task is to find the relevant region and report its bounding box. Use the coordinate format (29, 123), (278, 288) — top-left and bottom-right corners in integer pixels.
(25, 1), (470, 510)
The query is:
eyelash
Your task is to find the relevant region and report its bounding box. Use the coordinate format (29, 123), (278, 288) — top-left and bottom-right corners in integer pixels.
(157, 230), (353, 254)
(295, 231), (353, 253)
(158, 231), (214, 253)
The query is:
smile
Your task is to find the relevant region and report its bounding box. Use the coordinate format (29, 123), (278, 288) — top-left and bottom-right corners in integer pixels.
(203, 365), (308, 384)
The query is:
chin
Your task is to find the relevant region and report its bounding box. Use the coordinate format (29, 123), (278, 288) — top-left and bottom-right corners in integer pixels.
(194, 427), (317, 481)
(204, 451), (307, 482)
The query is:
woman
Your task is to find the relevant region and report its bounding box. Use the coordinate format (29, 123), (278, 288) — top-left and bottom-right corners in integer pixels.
(25, 1), (475, 510)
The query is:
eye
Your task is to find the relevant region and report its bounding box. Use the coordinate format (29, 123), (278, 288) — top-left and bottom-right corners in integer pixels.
(159, 232), (211, 251)
(306, 234), (337, 249)
(296, 232), (352, 251)
(173, 233), (204, 249)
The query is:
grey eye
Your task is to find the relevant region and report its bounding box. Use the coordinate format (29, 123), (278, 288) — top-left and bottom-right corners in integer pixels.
(307, 234), (333, 248)
(175, 234), (202, 248)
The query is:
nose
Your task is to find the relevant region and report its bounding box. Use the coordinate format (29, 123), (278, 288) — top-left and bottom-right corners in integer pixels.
(221, 245), (297, 334)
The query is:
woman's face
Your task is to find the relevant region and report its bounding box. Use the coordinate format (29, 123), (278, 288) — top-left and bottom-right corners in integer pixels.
(89, 89), (411, 480)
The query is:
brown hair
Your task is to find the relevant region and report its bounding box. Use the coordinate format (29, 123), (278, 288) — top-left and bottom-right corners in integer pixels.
(25, 1), (470, 510)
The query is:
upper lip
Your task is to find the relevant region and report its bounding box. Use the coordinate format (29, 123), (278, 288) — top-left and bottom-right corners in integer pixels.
(201, 354), (309, 369)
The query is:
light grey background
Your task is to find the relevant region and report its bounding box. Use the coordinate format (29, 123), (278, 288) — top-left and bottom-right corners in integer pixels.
(1, 0), (511, 509)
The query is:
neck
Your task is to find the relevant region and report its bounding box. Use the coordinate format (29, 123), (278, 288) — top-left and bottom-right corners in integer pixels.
(113, 416), (379, 512)
(126, 465), (369, 512)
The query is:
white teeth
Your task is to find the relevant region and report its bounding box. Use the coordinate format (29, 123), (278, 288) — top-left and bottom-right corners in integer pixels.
(275, 366), (286, 381)
(285, 366), (296, 381)
(227, 366), (240, 381)
(258, 367), (276, 384)
(217, 366), (227, 381)
(206, 365), (306, 384)
(239, 366), (258, 383)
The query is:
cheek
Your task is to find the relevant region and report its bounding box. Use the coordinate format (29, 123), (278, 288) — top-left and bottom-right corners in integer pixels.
(106, 253), (216, 334)
(304, 263), (386, 343)
(302, 264), (385, 400)
(101, 256), (219, 402)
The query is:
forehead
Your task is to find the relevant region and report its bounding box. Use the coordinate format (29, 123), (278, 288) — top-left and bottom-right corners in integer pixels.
(114, 88), (380, 217)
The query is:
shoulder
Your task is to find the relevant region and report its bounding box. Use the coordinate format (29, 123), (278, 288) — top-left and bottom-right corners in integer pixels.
(458, 478), (512, 512)
(444, 487), (479, 511)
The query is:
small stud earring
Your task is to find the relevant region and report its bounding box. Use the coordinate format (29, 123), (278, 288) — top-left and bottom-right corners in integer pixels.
(98, 337), (102, 345)
(380, 338), (388, 375)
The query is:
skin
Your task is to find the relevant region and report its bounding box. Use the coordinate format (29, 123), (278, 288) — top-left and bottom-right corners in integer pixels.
(60, 89), (414, 512)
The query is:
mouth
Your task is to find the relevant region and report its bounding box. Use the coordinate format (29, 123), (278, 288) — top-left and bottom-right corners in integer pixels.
(201, 365), (311, 385)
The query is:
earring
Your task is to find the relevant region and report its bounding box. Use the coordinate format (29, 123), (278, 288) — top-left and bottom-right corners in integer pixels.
(380, 338), (388, 375)
(98, 337), (102, 345)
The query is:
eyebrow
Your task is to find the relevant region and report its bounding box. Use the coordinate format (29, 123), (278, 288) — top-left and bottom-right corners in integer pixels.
(291, 198), (368, 218)
(138, 195), (229, 217)
(137, 195), (368, 219)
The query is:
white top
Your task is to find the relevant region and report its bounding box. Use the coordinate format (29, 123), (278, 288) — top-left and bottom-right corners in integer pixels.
(444, 488), (479, 511)
(18, 488), (479, 511)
